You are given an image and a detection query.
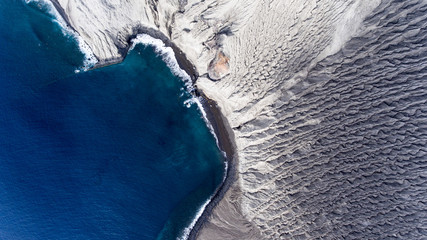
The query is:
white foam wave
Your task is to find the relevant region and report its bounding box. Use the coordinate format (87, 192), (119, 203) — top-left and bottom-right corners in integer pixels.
(194, 97), (222, 152)
(24, 0), (98, 71)
(131, 34), (193, 91)
(177, 197), (212, 240)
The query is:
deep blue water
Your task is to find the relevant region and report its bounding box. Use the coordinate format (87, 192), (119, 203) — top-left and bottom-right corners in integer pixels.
(0, 1), (224, 239)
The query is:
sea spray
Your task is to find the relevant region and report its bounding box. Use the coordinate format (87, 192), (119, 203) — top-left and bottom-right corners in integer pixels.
(24, 0), (98, 71)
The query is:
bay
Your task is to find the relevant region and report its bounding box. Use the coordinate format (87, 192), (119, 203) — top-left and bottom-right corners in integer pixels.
(0, 1), (224, 239)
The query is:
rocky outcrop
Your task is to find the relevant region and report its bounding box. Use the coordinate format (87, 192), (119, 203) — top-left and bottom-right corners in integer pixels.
(47, 0), (427, 239)
(208, 51), (229, 80)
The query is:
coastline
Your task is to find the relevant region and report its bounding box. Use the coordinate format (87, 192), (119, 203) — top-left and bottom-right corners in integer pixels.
(187, 91), (238, 240)
(45, 1), (237, 238)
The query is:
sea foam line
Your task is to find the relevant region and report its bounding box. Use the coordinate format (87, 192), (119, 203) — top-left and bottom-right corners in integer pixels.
(178, 196), (212, 240)
(130, 34), (193, 92)
(24, 0), (98, 71)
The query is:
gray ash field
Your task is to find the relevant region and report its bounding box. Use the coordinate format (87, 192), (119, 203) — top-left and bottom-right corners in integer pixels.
(234, 1), (427, 238)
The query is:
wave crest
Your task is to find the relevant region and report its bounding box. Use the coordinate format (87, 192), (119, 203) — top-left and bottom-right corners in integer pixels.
(131, 34), (193, 90)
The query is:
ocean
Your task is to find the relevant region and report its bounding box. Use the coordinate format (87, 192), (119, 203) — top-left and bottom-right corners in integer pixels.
(0, 1), (224, 239)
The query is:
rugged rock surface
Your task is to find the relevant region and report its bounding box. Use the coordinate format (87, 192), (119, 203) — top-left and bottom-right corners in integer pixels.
(47, 0), (427, 239)
(207, 51), (229, 80)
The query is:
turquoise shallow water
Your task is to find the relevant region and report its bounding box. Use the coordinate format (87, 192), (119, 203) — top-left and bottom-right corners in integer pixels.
(0, 1), (224, 239)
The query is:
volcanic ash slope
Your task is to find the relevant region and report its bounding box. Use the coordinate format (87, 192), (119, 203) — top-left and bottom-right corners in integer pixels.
(50, 0), (427, 239)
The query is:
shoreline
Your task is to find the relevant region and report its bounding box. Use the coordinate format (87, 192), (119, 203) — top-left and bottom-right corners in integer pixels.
(187, 90), (238, 240)
(45, 1), (237, 238)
